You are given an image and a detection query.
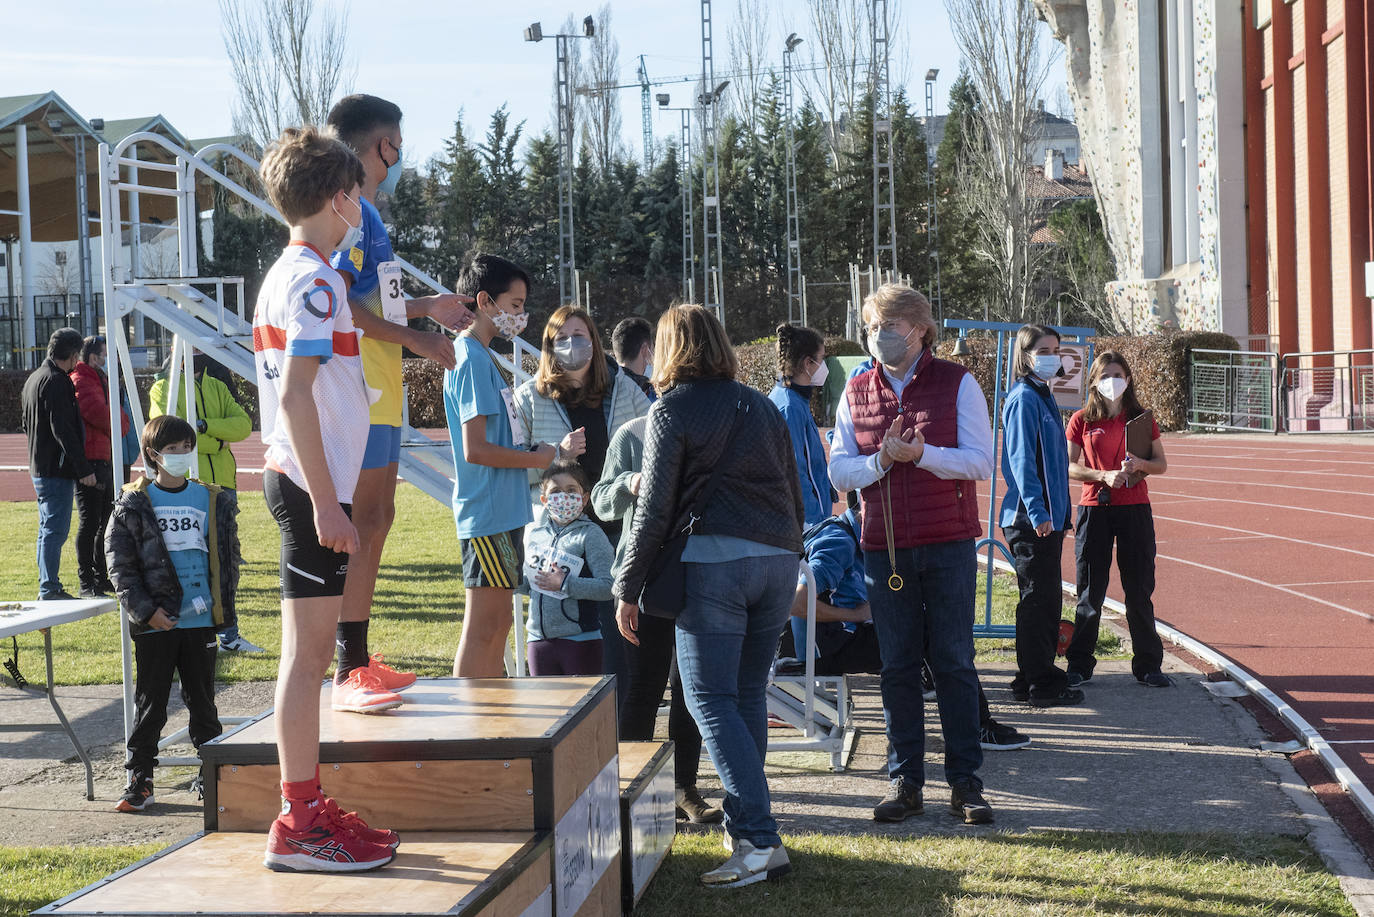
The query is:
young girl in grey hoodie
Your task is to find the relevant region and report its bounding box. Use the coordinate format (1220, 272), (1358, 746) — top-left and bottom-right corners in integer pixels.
(522, 461), (615, 675)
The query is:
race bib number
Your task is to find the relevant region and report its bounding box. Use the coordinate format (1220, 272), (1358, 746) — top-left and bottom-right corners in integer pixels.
(378, 261), (407, 325)
(153, 506), (207, 553)
(501, 387), (526, 447)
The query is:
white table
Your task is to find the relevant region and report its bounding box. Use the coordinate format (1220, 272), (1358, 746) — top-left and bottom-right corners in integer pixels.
(0, 598), (118, 799)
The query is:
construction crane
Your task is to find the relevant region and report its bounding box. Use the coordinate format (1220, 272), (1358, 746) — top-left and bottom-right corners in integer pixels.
(636, 55), (653, 169)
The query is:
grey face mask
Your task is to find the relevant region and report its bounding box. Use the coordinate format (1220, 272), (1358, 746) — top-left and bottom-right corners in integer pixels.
(867, 328), (915, 366)
(554, 337), (594, 371)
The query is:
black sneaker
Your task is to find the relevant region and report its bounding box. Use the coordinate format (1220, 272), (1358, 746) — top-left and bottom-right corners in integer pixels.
(39, 590), (78, 601)
(79, 585), (109, 598)
(873, 778), (924, 822)
(675, 786), (724, 824)
(1029, 687), (1085, 708)
(950, 780), (994, 824)
(1137, 672), (1173, 688)
(1066, 670), (1092, 688)
(979, 720), (1031, 750)
(1011, 686), (1029, 702)
(115, 779), (154, 813)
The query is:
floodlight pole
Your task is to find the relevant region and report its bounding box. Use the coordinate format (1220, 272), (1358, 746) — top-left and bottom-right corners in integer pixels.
(784, 35), (804, 326)
(527, 19), (594, 307)
(871, 0), (897, 279)
(925, 69), (941, 327)
(700, 0), (726, 329)
(73, 135), (95, 336)
(677, 110), (697, 303)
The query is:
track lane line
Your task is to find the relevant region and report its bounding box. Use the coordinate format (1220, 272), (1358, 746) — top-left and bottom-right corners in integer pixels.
(1150, 515), (1374, 561)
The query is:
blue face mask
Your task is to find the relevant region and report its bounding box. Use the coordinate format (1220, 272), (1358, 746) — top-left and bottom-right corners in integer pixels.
(378, 139), (402, 196)
(1032, 354), (1063, 379)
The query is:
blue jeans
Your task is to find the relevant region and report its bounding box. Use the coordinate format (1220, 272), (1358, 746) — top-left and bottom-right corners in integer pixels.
(675, 553), (795, 849)
(864, 538), (983, 788)
(33, 476), (75, 599)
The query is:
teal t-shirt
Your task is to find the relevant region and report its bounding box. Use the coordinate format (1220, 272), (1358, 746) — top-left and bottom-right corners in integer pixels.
(146, 481), (214, 629)
(443, 335), (534, 539)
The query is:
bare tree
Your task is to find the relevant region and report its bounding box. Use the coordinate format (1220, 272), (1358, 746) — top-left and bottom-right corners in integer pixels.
(218, 0), (355, 150)
(946, 0), (1057, 320)
(726, 0), (774, 136)
(578, 5), (622, 173)
(799, 0), (867, 170)
(42, 250), (74, 297)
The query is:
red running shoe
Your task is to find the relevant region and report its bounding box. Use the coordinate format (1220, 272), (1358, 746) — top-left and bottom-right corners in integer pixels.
(322, 795), (400, 849)
(264, 801), (395, 872)
(364, 653), (417, 692)
(331, 667), (403, 714)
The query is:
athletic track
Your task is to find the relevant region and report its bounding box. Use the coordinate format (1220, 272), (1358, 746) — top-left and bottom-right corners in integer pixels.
(3, 431), (1372, 820)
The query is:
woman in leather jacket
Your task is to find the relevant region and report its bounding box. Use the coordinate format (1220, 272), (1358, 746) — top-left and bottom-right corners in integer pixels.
(614, 305), (803, 889)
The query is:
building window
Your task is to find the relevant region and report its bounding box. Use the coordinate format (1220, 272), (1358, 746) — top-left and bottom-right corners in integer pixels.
(55, 251), (67, 266)
(1255, 0), (1271, 27)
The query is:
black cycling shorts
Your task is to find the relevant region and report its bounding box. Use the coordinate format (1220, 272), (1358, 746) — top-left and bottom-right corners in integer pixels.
(263, 468), (351, 600)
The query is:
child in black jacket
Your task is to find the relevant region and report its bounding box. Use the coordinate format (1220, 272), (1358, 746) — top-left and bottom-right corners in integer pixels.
(106, 415), (241, 812)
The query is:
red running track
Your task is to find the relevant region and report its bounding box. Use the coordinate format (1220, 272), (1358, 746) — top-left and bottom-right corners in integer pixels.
(3, 431), (1372, 811)
(976, 433), (1374, 810)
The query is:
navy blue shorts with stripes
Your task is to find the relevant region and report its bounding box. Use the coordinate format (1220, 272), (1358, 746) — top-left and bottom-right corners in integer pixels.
(459, 529), (524, 590)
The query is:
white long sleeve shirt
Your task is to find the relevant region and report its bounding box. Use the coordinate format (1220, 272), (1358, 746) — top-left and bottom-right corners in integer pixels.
(828, 365), (995, 493)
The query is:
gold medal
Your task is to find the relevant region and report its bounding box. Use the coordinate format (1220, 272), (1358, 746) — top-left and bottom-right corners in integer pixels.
(887, 572), (904, 591)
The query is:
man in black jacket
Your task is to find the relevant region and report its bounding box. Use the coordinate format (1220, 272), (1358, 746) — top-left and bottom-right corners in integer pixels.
(22, 327), (96, 600)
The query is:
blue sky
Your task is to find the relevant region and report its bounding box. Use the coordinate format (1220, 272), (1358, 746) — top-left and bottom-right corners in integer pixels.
(0, 0), (1066, 170)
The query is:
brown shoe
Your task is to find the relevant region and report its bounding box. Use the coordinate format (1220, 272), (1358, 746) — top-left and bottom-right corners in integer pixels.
(676, 786), (724, 824)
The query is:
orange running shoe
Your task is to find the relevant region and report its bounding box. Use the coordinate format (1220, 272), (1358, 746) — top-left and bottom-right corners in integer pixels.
(331, 667), (403, 714)
(323, 795), (400, 849)
(364, 653), (417, 692)
(264, 801), (395, 872)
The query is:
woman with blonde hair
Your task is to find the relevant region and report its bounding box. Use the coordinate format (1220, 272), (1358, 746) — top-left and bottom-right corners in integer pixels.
(999, 323), (1079, 707)
(828, 283), (997, 826)
(615, 304), (803, 888)
(1065, 351), (1171, 687)
(515, 305), (651, 686)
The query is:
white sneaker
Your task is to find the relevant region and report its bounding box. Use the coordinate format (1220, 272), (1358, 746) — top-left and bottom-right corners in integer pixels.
(220, 635), (267, 654)
(700, 838), (790, 888)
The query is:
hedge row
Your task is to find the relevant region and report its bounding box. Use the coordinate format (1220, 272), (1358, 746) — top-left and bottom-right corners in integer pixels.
(0, 330), (1235, 435)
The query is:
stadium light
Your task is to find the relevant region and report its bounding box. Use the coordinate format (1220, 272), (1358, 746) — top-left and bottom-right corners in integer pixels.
(523, 22), (543, 42)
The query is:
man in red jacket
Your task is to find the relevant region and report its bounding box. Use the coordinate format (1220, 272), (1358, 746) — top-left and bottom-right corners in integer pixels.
(70, 335), (129, 597)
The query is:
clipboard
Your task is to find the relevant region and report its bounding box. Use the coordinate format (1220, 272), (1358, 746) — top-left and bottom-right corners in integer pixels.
(1124, 410), (1154, 487)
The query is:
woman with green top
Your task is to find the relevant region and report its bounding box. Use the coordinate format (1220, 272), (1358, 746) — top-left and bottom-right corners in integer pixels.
(592, 416), (722, 824)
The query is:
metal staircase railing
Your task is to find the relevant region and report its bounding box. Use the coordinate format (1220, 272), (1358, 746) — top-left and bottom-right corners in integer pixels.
(96, 131), (545, 743)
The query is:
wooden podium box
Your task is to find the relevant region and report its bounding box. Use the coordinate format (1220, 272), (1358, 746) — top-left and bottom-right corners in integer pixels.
(36, 831), (553, 917)
(197, 676), (621, 917)
(617, 742), (675, 914)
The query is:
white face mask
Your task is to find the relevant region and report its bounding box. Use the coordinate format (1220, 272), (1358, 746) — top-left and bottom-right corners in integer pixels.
(155, 449), (197, 479)
(808, 356), (829, 387)
(332, 193), (363, 254)
(643, 362), (653, 379)
(545, 490), (584, 526)
(1097, 377), (1129, 401)
(1032, 354), (1063, 379)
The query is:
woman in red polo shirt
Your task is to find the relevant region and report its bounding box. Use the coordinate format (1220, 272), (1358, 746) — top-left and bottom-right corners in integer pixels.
(1064, 351), (1172, 688)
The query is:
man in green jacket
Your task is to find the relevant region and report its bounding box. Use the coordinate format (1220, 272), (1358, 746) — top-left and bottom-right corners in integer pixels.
(149, 354), (264, 653)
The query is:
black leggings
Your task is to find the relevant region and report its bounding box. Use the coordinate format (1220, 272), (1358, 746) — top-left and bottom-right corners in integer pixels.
(617, 612), (704, 789)
(1067, 503), (1163, 679)
(74, 459), (113, 590)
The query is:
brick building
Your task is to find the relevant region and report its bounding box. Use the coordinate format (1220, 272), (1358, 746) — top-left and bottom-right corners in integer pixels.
(1245, 0), (1373, 356)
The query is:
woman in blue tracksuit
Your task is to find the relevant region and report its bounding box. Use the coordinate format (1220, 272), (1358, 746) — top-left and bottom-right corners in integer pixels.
(769, 323), (832, 527)
(999, 324), (1080, 708)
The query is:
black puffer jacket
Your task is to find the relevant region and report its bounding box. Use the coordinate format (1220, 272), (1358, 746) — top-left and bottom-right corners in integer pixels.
(615, 378), (804, 603)
(105, 478), (241, 636)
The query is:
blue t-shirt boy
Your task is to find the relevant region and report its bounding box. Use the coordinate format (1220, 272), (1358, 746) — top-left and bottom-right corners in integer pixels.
(444, 334), (533, 538)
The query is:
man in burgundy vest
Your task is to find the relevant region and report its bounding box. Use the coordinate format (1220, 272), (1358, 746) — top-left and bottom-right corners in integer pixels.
(829, 285), (996, 825)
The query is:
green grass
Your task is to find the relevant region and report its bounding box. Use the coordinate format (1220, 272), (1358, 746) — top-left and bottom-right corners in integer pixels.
(0, 832), (1352, 917)
(0, 843), (162, 917)
(0, 488), (1118, 686)
(637, 831), (1354, 917)
(0, 487), (465, 685)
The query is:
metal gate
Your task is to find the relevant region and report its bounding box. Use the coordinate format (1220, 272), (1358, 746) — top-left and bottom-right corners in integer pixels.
(1280, 350), (1374, 433)
(1187, 349), (1279, 433)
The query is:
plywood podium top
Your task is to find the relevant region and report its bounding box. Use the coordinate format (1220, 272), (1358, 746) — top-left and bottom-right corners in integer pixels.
(203, 676), (614, 765)
(38, 831), (550, 916)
